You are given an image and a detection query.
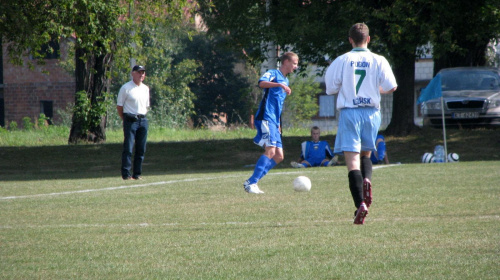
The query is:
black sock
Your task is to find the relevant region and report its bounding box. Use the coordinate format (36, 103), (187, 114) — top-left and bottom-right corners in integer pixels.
(360, 156), (372, 180)
(348, 170), (363, 208)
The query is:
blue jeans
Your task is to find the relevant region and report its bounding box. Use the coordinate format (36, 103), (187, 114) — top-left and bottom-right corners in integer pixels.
(121, 117), (148, 178)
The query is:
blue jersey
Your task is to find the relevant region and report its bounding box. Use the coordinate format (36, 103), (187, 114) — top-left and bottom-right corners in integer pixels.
(255, 69), (289, 125)
(301, 141), (334, 165)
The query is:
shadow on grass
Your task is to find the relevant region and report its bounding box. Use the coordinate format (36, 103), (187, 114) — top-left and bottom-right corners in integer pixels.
(1, 127), (499, 181)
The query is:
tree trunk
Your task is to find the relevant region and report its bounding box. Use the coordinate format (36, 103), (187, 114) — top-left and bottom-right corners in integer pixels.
(68, 44), (112, 144)
(385, 51), (418, 136)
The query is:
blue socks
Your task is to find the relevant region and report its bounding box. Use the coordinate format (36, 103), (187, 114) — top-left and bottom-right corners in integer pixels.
(248, 155), (276, 184)
(260, 158), (277, 180)
(376, 141), (386, 162)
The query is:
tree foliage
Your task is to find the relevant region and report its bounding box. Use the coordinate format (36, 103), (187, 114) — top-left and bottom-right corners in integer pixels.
(427, 0), (500, 73)
(197, 0), (500, 136)
(109, 5), (200, 129)
(173, 34), (257, 126)
(0, 0), (197, 143)
(282, 72), (320, 128)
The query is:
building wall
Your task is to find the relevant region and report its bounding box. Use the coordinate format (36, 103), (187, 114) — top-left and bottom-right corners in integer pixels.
(1, 43), (75, 127)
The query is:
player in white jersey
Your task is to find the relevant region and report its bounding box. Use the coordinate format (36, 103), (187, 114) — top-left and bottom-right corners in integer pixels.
(324, 23), (397, 224)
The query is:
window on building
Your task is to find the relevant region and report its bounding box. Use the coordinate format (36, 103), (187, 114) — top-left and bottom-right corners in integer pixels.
(319, 95), (335, 117)
(40, 100), (53, 125)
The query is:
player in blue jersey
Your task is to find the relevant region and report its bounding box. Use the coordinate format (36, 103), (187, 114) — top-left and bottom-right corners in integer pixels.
(291, 126), (339, 168)
(370, 134), (389, 164)
(325, 23), (397, 224)
(243, 52), (299, 194)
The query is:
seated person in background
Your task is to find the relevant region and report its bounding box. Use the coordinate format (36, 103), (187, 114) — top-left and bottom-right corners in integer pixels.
(370, 134), (390, 164)
(291, 126), (339, 168)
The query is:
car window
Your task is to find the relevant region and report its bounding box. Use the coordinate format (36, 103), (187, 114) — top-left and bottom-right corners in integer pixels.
(441, 70), (500, 91)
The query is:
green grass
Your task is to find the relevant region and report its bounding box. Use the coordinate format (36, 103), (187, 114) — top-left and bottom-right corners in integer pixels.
(1, 163), (499, 279)
(0, 127), (499, 279)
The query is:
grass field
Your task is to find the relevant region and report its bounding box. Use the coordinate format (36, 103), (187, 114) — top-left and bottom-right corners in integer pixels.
(1, 127), (499, 279)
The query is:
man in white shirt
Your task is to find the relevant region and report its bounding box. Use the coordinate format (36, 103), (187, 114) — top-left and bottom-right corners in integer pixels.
(325, 23), (397, 224)
(117, 65), (150, 180)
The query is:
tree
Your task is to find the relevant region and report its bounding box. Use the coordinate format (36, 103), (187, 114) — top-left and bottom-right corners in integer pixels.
(109, 6), (199, 129)
(364, 1), (432, 135)
(197, 0), (424, 135)
(427, 0), (500, 73)
(0, 0), (196, 143)
(197, 0), (500, 136)
(1, 0), (125, 143)
(174, 34), (256, 126)
(282, 72), (320, 128)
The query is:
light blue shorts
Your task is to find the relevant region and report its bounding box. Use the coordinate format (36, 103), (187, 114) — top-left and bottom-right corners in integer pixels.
(253, 120), (282, 148)
(334, 107), (381, 154)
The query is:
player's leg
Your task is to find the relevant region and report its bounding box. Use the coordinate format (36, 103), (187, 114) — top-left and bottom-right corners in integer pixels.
(257, 123), (283, 179)
(244, 120), (281, 193)
(376, 138), (386, 162)
(335, 108), (370, 224)
(345, 151), (363, 208)
(257, 146), (278, 180)
(359, 108), (381, 211)
(360, 151), (373, 208)
(248, 152), (272, 184)
(346, 151), (368, 224)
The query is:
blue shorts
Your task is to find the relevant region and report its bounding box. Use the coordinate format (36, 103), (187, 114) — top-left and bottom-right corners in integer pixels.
(253, 120), (282, 148)
(334, 107), (381, 154)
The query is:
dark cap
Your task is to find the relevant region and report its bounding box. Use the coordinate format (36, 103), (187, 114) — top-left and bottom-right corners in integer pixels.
(132, 65), (146, 72)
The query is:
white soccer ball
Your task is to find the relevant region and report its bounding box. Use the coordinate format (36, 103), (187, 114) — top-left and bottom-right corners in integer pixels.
(422, 152), (435, 163)
(293, 176), (312, 192)
(447, 153), (459, 162)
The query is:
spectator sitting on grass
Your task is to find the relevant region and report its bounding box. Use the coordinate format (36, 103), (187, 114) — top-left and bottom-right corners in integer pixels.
(291, 126), (339, 168)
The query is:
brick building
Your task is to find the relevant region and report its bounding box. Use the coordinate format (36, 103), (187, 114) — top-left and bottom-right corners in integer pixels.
(0, 41), (75, 128)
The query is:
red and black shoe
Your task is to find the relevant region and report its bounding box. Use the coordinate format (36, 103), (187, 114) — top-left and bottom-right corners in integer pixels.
(363, 178), (372, 208)
(353, 202), (369, 225)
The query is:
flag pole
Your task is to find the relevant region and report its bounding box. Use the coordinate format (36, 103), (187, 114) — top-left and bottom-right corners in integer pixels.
(440, 96), (448, 162)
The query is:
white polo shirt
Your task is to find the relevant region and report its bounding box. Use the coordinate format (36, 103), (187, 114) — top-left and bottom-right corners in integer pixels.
(117, 80), (150, 115)
(325, 48), (397, 109)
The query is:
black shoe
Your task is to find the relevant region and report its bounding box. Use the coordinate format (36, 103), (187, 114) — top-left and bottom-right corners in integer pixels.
(123, 176), (133, 180)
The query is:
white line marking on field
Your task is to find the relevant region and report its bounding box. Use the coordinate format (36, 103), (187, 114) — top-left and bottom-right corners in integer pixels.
(2, 214), (498, 230)
(0, 171), (303, 200)
(0, 165), (402, 201)
(0, 177), (218, 200)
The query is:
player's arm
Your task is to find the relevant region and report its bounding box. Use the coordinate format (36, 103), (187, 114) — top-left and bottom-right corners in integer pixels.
(259, 81), (292, 95)
(325, 59), (342, 95)
(379, 86), (397, 94)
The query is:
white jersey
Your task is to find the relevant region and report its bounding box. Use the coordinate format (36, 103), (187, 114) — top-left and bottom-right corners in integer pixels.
(117, 80), (150, 115)
(325, 48), (397, 109)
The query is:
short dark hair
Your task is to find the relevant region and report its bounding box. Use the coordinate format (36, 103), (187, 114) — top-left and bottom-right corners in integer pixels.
(349, 23), (369, 45)
(311, 126), (320, 132)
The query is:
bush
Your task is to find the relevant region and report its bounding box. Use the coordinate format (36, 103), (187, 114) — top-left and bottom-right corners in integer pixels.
(37, 114), (50, 129)
(22, 117), (34, 130)
(282, 72), (321, 128)
(8, 121), (18, 131)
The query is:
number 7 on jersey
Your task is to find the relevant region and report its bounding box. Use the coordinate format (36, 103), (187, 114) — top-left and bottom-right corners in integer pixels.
(355, 69), (366, 94)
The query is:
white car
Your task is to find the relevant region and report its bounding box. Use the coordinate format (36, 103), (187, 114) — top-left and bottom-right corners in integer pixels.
(421, 67), (500, 127)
